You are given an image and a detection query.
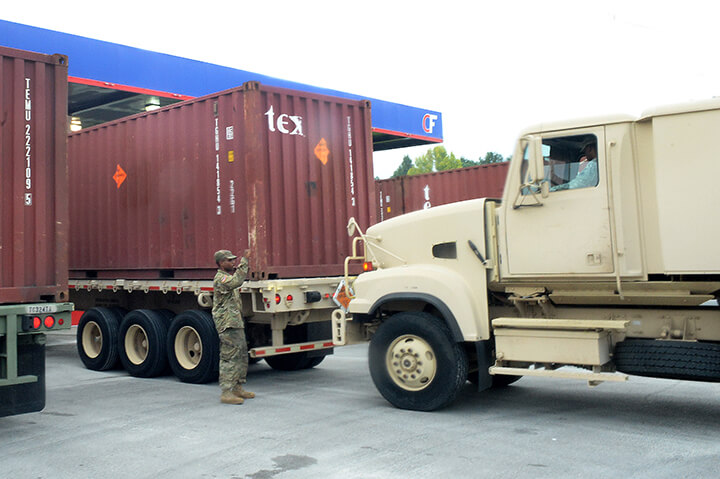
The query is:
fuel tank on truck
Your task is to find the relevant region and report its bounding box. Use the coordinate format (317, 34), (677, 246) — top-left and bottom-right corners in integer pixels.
(68, 82), (375, 280)
(0, 45), (69, 304)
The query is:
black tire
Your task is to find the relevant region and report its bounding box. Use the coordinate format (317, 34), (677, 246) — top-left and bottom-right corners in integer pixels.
(614, 339), (720, 382)
(264, 352), (312, 371)
(304, 355), (326, 369)
(491, 374), (522, 387)
(76, 308), (124, 371)
(264, 353), (326, 370)
(166, 310), (219, 384)
(118, 309), (171, 378)
(369, 312), (468, 411)
(467, 371), (521, 388)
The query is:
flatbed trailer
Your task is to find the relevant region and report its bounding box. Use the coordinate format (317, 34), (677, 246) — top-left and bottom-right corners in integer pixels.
(70, 275), (345, 381)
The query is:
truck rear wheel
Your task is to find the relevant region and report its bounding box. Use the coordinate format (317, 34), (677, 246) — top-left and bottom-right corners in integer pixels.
(166, 310), (219, 384)
(118, 309), (172, 378)
(614, 339), (720, 381)
(369, 312), (468, 411)
(76, 307), (123, 371)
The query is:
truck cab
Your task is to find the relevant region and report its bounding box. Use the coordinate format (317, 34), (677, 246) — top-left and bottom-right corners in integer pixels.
(341, 99), (720, 411)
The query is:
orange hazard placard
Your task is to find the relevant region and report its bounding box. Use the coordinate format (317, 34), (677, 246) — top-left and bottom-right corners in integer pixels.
(113, 164), (127, 189)
(332, 280), (354, 312)
(314, 138), (329, 165)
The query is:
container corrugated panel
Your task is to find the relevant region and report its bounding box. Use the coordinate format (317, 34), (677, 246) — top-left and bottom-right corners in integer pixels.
(376, 162), (509, 220)
(68, 82), (375, 280)
(0, 46), (69, 304)
(375, 176), (404, 222)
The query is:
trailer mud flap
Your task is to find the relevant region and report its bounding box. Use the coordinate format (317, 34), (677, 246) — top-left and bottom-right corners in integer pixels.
(0, 335), (46, 417)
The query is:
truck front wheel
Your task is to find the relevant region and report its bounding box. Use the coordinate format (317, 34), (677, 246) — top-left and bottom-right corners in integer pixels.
(369, 312), (468, 411)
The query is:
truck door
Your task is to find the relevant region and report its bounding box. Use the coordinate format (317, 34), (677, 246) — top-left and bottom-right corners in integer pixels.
(503, 128), (614, 276)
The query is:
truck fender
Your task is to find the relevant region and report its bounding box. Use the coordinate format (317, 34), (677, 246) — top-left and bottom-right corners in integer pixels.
(349, 264), (490, 341)
(368, 292), (464, 342)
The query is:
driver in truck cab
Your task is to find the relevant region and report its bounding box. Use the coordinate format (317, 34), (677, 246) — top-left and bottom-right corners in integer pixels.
(550, 138), (598, 191)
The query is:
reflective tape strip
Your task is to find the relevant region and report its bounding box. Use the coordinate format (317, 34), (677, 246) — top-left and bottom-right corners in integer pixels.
(250, 340), (335, 358)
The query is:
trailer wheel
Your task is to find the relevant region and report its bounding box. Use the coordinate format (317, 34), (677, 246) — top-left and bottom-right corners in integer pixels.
(468, 371), (521, 387)
(166, 310), (218, 384)
(76, 307), (123, 371)
(491, 374), (521, 387)
(369, 312), (468, 411)
(304, 355), (326, 369)
(118, 309), (171, 378)
(614, 339), (720, 382)
(264, 352), (326, 371)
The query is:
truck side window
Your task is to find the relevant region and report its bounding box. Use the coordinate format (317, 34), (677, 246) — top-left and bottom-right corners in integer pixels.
(547, 134), (599, 192)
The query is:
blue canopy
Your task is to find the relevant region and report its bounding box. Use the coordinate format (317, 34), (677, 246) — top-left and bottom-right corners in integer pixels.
(1, 19), (442, 150)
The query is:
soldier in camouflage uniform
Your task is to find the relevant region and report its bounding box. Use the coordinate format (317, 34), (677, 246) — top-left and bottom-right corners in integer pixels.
(213, 249), (255, 405)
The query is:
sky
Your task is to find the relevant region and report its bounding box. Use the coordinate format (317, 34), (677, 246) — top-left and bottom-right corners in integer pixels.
(3, 1), (720, 178)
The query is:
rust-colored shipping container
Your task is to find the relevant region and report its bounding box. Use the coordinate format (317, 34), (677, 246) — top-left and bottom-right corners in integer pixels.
(0, 46), (69, 304)
(376, 162), (509, 221)
(375, 174), (405, 222)
(68, 82), (375, 280)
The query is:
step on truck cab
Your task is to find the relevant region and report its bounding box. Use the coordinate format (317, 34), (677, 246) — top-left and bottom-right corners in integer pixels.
(339, 98), (720, 411)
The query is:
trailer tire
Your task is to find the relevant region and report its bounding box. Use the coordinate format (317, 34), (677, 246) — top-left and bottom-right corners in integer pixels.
(468, 371), (521, 388)
(304, 355), (326, 369)
(614, 339), (720, 382)
(166, 310), (218, 384)
(369, 312), (468, 411)
(118, 309), (171, 378)
(264, 352), (313, 371)
(491, 374), (522, 387)
(76, 307), (123, 371)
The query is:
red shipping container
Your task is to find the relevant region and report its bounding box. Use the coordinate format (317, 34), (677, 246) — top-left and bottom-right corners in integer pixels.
(376, 162), (509, 221)
(375, 175), (404, 222)
(68, 82), (375, 280)
(0, 46), (69, 304)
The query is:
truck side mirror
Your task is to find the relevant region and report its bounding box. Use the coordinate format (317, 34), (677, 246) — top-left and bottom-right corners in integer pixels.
(346, 217), (357, 237)
(529, 136), (545, 182)
(541, 180), (549, 198)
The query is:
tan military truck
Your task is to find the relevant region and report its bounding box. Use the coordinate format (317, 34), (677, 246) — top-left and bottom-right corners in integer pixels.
(336, 98), (720, 411)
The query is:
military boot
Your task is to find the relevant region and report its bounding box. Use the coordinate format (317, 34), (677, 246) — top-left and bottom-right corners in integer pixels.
(220, 391), (244, 404)
(232, 385), (255, 399)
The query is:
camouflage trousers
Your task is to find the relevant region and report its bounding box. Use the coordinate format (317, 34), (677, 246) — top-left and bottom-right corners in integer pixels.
(218, 327), (249, 393)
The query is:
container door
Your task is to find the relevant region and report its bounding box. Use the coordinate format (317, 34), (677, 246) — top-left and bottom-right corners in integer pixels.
(503, 128), (614, 276)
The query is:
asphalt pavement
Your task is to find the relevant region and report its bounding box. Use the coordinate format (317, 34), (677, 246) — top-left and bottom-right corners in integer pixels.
(2, 327), (720, 479)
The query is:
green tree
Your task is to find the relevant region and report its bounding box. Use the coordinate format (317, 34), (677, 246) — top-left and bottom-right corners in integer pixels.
(391, 155), (413, 177)
(436, 148), (462, 171)
(460, 157), (480, 168)
(408, 151), (434, 175)
(479, 151), (506, 164)
(408, 146), (462, 175)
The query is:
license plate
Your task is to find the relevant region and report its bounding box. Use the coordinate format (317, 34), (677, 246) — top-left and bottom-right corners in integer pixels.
(25, 304), (59, 314)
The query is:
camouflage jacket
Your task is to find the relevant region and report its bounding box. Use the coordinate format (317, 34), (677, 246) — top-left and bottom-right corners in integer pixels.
(212, 256), (249, 332)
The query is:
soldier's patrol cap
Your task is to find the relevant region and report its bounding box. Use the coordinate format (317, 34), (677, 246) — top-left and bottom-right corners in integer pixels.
(214, 250), (238, 263)
(580, 137), (596, 150)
